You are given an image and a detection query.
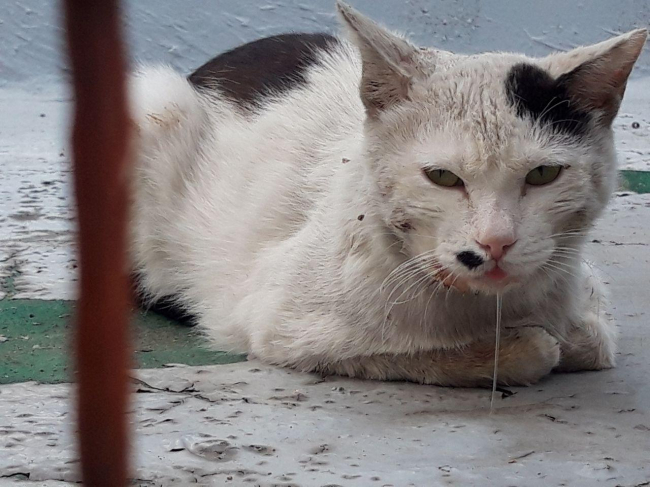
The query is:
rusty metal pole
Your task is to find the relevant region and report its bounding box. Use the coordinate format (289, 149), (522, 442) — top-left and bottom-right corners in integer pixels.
(64, 0), (131, 484)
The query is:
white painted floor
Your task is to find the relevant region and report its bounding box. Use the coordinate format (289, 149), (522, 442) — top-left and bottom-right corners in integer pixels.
(1, 82), (650, 486)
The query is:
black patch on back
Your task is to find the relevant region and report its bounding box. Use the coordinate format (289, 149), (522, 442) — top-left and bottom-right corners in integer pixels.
(189, 33), (338, 109)
(131, 274), (196, 326)
(505, 63), (591, 138)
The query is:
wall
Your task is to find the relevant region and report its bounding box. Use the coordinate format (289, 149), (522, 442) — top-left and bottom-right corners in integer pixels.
(1, 0), (649, 89)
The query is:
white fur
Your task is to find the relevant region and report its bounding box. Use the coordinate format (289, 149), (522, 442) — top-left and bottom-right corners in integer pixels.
(128, 3), (646, 387)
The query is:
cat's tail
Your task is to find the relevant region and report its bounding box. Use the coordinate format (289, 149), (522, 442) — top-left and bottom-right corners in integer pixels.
(129, 64), (207, 138)
(127, 66), (208, 308)
(128, 66), (208, 185)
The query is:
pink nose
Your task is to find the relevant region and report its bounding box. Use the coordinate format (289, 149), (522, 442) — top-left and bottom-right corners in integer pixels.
(476, 236), (517, 260)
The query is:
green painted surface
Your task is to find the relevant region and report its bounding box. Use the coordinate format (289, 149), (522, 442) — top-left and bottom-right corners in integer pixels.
(0, 299), (246, 384)
(620, 170), (650, 194)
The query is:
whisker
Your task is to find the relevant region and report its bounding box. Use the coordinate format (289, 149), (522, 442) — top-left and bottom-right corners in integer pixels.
(382, 260), (424, 291)
(421, 282), (442, 330)
(390, 273), (432, 305)
(382, 265), (431, 297)
(543, 261), (579, 281)
(381, 250), (438, 289)
(381, 271), (436, 341)
(382, 273), (424, 312)
(550, 250), (582, 260)
(538, 264), (558, 284)
(539, 262), (572, 285)
(553, 245), (582, 252)
(444, 272), (462, 305)
(537, 96), (566, 120)
(547, 231), (588, 239)
(547, 258), (580, 270)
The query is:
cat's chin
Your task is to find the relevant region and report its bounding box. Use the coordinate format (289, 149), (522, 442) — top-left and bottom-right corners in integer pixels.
(464, 275), (523, 296)
(435, 273), (522, 296)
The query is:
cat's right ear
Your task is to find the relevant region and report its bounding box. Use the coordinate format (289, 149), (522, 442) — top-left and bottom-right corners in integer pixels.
(542, 29), (647, 127)
(336, 1), (424, 118)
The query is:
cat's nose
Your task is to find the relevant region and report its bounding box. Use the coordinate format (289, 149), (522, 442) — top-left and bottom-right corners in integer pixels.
(475, 236), (517, 260)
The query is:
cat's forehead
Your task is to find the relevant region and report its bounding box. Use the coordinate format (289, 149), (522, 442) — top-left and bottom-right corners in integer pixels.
(403, 56), (530, 159)
(421, 53), (533, 123)
(402, 54), (589, 169)
(411, 124), (571, 177)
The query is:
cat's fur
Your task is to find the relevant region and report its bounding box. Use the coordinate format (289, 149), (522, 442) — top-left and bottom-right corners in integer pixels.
(129, 2), (647, 386)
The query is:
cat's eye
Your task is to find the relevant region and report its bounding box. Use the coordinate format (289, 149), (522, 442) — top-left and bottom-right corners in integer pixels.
(425, 169), (464, 188)
(525, 165), (562, 186)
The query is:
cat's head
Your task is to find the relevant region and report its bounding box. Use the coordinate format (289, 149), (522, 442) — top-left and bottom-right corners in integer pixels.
(337, 1), (646, 294)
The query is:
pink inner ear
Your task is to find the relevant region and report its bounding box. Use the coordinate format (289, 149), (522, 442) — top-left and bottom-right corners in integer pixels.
(588, 67), (627, 113)
(551, 29), (647, 124)
(567, 61), (630, 123)
(610, 68), (630, 89)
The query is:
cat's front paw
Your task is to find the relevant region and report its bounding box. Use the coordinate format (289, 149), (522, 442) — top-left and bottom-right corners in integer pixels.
(495, 327), (561, 386)
(556, 313), (617, 372)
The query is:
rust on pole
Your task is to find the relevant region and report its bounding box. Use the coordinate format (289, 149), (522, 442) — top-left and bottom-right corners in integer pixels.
(64, 0), (132, 484)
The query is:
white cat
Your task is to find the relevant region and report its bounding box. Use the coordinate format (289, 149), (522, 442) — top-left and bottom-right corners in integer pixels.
(128, 2), (647, 387)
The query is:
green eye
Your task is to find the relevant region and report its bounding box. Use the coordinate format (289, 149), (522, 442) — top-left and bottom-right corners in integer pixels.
(425, 169), (464, 188)
(525, 165), (562, 186)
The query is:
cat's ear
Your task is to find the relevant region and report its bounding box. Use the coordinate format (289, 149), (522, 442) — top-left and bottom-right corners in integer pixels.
(544, 29), (647, 126)
(336, 1), (425, 118)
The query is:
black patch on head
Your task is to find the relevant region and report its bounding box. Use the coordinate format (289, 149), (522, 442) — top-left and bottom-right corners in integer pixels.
(456, 251), (484, 270)
(189, 33), (338, 109)
(505, 63), (591, 138)
(131, 274), (196, 326)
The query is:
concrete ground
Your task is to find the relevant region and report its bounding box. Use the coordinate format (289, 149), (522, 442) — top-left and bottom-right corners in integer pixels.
(1, 81), (650, 486)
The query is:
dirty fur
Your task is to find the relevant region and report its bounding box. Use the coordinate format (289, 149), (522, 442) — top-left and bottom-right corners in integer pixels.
(128, 2), (646, 387)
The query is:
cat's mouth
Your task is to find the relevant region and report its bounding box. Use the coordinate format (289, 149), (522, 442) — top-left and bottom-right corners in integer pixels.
(470, 264), (521, 293)
(431, 263), (519, 294)
(484, 266), (508, 281)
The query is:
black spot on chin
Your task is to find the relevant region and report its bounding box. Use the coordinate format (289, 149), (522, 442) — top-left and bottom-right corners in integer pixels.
(505, 63), (591, 138)
(456, 251), (484, 269)
(189, 33), (338, 110)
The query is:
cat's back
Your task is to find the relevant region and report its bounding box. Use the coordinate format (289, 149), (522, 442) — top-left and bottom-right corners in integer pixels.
(189, 33), (345, 110)
(130, 31), (365, 299)
(177, 32), (365, 239)
(185, 31), (365, 186)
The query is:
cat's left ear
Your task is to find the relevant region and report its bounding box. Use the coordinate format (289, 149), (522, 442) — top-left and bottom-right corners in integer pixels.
(543, 29), (647, 126)
(336, 1), (428, 118)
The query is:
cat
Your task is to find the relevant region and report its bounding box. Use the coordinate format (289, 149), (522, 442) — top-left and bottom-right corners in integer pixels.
(128, 1), (647, 387)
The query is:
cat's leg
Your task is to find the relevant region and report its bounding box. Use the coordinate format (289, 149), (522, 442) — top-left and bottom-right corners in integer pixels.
(556, 262), (617, 372)
(317, 327), (560, 387)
